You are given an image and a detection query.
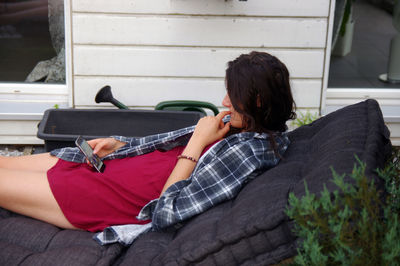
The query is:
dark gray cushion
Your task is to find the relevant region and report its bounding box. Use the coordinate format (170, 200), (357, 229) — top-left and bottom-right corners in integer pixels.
(0, 99), (391, 266)
(0, 208), (123, 266)
(120, 99), (391, 265)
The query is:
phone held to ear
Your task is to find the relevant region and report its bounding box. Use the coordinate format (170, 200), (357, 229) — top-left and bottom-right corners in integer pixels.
(75, 136), (105, 173)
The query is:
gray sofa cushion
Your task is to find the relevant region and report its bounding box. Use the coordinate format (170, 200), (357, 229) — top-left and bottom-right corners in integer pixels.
(0, 99), (391, 265)
(0, 208), (122, 265)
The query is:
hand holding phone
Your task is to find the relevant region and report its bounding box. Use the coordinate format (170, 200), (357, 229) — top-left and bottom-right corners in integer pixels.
(75, 136), (105, 173)
(86, 137), (126, 158)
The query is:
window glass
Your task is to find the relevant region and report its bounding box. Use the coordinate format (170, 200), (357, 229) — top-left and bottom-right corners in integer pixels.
(0, 0), (65, 84)
(329, 0), (400, 88)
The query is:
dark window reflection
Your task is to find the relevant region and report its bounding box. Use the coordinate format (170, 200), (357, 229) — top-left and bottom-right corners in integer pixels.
(0, 0), (65, 84)
(329, 0), (399, 88)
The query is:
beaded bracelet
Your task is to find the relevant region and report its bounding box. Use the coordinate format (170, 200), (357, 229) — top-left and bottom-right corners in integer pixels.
(177, 154), (198, 163)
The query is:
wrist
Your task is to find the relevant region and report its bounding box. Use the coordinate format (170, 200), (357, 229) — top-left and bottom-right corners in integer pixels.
(187, 138), (207, 150)
(177, 154), (198, 163)
(182, 139), (204, 161)
(188, 134), (208, 150)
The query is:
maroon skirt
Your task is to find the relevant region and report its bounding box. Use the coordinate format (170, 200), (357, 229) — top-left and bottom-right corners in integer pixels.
(47, 146), (185, 232)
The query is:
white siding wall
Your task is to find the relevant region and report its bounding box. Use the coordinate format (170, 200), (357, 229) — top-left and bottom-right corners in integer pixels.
(71, 0), (331, 115)
(0, 0), (333, 145)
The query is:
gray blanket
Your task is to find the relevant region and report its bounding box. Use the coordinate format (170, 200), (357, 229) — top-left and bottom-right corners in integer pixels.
(0, 99), (391, 265)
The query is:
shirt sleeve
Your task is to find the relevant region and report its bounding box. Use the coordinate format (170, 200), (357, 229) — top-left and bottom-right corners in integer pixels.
(50, 125), (195, 162)
(138, 138), (281, 230)
(103, 125), (196, 160)
(115, 125), (195, 148)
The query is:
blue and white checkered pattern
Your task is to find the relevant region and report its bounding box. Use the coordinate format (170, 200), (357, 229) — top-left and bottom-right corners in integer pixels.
(50, 125), (195, 163)
(50, 125), (289, 245)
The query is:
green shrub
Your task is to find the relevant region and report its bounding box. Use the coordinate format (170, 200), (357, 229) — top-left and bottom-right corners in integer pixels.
(292, 111), (319, 128)
(286, 148), (400, 265)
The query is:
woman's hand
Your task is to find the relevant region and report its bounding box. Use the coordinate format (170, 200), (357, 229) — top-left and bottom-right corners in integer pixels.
(87, 138), (126, 158)
(190, 110), (231, 149)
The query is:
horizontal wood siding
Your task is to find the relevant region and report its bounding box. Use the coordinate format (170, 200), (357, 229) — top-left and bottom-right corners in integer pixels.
(74, 47), (324, 78)
(386, 122), (400, 146)
(71, 0), (330, 113)
(73, 15), (327, 48)
(75, 77), (321, 109)
(72, 0), (329, 17)
(0, 120), (43, 144)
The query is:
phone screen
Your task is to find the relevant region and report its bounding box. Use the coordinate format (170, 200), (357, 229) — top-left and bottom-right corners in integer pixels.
(75, 136), (105, 172)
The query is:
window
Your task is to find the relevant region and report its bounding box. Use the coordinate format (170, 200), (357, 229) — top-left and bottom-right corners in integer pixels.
(328, 0), (399, 89)
(0, 0), (69, 115)
(326, 0), (400, 118)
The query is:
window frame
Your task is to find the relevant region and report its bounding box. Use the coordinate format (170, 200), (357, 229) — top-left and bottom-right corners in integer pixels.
(0, 0), (73, 119)
(322, 0), (400, 118)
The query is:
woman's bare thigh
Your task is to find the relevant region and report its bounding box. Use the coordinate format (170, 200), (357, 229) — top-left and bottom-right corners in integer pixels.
(0, 153), (58, 172)
(0, 168), (77, 230)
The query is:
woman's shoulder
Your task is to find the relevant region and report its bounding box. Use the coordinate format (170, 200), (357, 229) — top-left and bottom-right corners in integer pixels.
(224, 131), (290, 157)
(227, 130), (289, 144)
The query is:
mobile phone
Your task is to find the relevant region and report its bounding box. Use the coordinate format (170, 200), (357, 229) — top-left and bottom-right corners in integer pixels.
(75, 136), (105, 173)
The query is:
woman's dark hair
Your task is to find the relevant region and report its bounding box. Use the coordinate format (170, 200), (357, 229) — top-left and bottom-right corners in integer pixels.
(226, 51), (296, 133)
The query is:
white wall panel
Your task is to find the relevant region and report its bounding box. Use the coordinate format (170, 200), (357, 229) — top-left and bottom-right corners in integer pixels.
(74, 77), (226, 107)
(0, 120), (39, 135)
(73, 14), (327, 48)
(325, 89), (400, 108)
(291, 79), (322, 108)
(74, 77), (321, 108)
(0, 120), (43, 144)
(386, 121), (400, 146)
(72, 0), (330, 17)
(74, 47), (325, 78)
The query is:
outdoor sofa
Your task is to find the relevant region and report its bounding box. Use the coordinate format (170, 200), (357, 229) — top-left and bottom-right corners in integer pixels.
(0, 99), (391, 265)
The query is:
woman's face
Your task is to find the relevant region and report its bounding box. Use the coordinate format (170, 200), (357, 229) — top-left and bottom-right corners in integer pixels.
(222, 94), (244, 129)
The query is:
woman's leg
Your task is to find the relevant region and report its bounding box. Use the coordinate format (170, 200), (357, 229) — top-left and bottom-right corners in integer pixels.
(0, 167), (78, 230)
(0, 153), (58, 172)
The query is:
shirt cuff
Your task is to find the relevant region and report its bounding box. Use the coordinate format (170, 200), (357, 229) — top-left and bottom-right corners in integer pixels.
(137, 198), (158, 220)
(111, 135), (134, 146)
(108, 136), (134, 153)
(94, 223), (152, 246)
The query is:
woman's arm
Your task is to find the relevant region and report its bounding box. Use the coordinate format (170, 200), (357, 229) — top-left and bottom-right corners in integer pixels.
(160, 111), (231, 194)
(140, 135), (282, 230)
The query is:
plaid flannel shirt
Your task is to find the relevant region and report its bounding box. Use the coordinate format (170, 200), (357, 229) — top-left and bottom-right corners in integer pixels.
(50, 125), (290, 246)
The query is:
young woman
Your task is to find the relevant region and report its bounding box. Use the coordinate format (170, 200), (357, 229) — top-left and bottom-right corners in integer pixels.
(0, 51), (296, 245)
